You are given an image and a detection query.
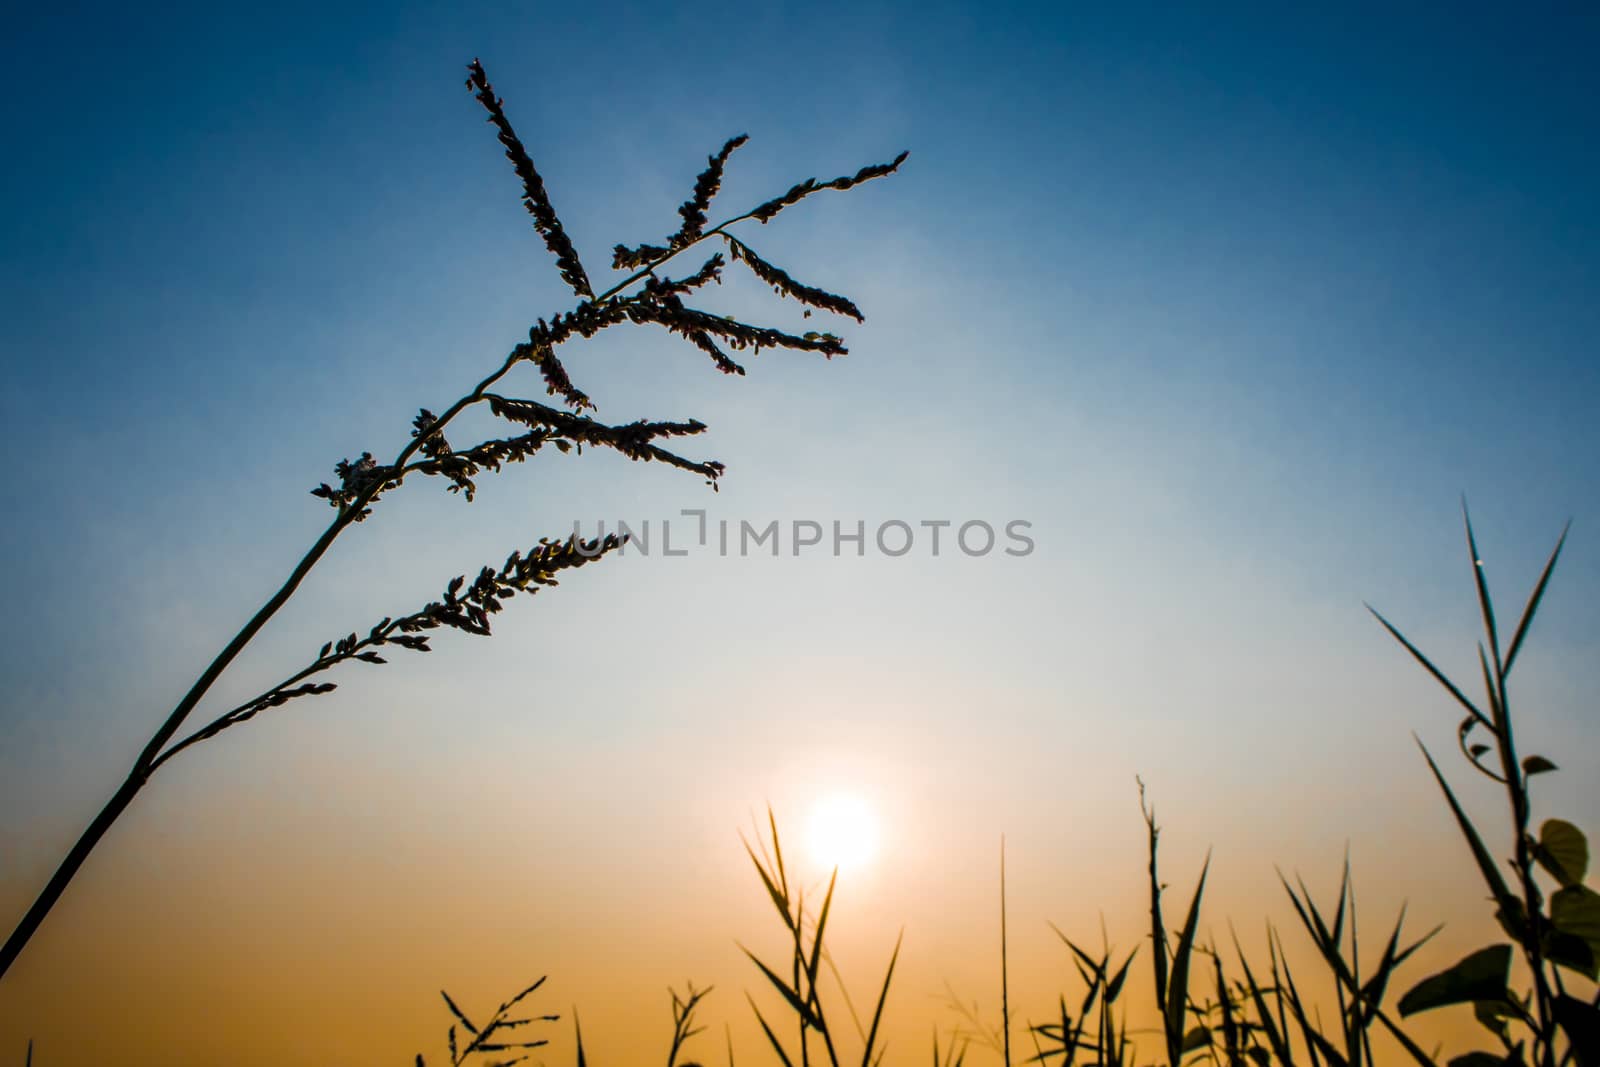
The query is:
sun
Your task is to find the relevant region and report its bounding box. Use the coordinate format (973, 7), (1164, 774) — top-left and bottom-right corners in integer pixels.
(805, 792), (880, 873)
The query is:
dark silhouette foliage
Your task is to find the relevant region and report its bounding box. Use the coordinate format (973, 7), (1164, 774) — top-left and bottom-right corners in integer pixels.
(0, 57), (907, 985)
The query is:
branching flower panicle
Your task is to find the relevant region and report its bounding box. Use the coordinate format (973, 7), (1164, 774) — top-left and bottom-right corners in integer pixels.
(0, 54), (906, 983)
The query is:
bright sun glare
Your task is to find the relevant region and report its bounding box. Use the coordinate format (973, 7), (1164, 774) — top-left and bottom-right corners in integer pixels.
(805, 793), (879, 873)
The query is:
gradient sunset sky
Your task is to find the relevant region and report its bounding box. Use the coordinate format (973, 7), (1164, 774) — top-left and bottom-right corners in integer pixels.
(2, 3), (1598, 1063)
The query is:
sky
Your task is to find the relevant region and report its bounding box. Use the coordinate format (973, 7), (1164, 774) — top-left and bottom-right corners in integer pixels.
(1, 2), (1598, 1063)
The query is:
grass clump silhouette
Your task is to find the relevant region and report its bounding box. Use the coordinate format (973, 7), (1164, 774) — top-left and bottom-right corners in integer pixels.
(735, 810), (901, 1067)
(426, 509), (1594, 1067)
(419, 813), (899, 1067)
(0, 58), (907, 983)
(1010, 509), (1596, 1066)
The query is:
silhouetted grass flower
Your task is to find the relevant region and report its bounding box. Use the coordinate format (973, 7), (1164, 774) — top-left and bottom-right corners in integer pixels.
(0, 56), (908, 986)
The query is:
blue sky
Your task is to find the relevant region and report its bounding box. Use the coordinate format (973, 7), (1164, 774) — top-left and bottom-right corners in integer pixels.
(1, 3), (1597, 1061)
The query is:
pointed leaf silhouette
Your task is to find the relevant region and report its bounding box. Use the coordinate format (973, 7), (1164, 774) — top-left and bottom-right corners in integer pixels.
(1536, 819), (1588, 887)
(1397, 945), (1512, 1017)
